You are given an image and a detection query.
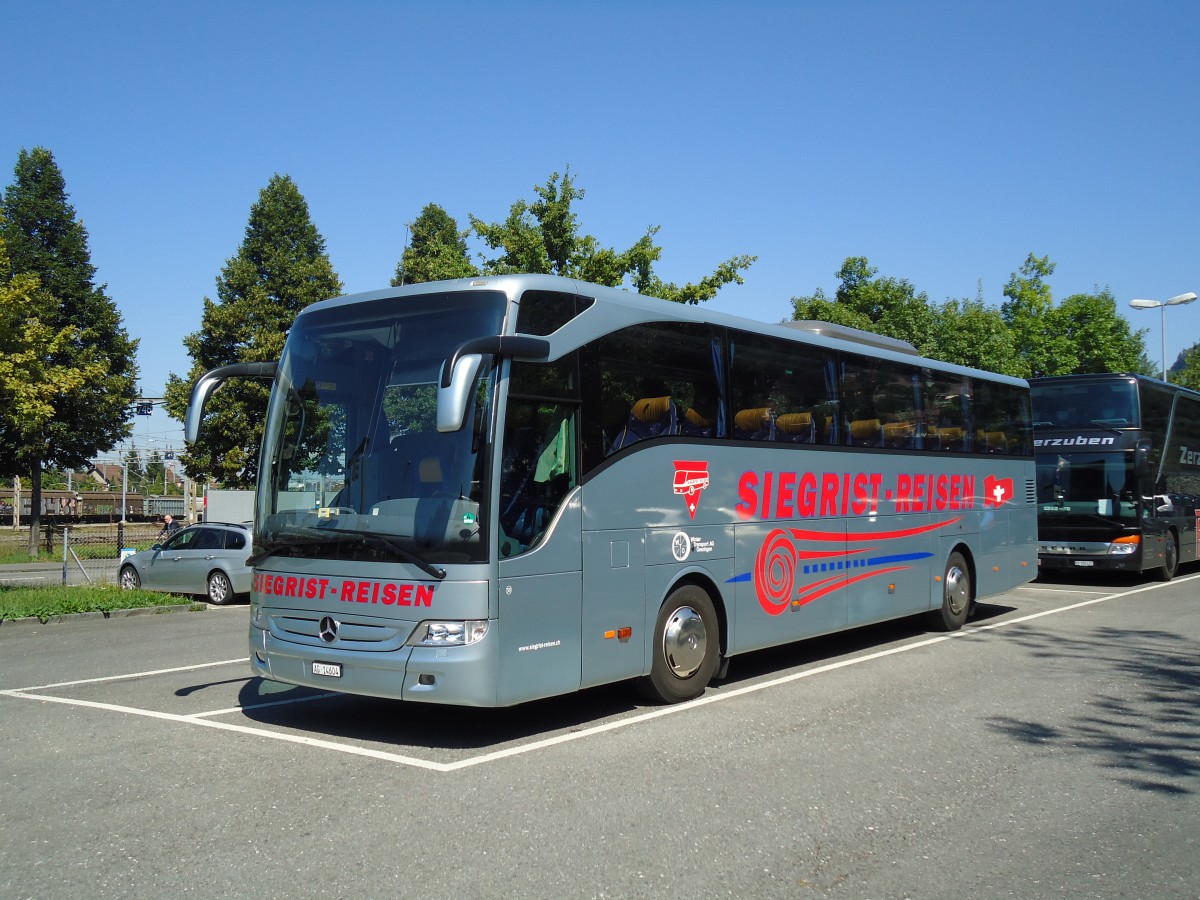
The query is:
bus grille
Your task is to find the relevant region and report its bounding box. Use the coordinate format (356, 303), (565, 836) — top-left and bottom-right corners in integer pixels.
(272, 613), (412, 651)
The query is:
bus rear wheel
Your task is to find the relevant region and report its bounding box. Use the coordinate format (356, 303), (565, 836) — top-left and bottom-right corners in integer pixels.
(638, 585), (719, 704)
(926, 551), (971, 632)
(1157, 534), (1179, 582)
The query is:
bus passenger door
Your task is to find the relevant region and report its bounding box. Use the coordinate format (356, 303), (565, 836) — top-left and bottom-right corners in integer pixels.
(495, 494), (583, 706)
(494, 400), (584, 706)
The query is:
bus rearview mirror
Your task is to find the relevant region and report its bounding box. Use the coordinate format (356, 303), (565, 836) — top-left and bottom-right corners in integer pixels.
(437, 353), (483, 433)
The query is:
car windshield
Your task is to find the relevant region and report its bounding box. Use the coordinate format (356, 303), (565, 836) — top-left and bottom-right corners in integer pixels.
(255, 290), (507, 565)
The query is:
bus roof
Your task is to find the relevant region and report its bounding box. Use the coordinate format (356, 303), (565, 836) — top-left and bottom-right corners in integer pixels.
(298, 273), (1028, 387)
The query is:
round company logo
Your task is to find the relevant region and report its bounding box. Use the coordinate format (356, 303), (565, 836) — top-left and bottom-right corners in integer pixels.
(318, 616), (339, 643)
(671, 531), (692, 562)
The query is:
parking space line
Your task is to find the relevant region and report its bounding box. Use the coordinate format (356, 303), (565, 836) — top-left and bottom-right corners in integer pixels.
(0, 688), (451, 771)
(11, 657), (248, 693)
(189, 691), (339, 718)
(3, 573), (1195, 771)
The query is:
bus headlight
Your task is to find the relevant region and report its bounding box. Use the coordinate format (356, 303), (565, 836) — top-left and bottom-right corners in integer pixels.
(406, 620), (489, 647)
(1107, 535), (1140, 555)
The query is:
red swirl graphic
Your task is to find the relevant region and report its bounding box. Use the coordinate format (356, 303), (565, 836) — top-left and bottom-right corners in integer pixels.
(754, 528), (796, 616)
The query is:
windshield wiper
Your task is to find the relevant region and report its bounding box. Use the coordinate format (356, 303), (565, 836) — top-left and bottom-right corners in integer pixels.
(332, 528), (447, 580)
(248, 526), (446, 580)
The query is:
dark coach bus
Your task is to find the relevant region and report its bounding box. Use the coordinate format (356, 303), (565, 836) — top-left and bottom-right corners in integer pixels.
(1032, 373), (1200, 580)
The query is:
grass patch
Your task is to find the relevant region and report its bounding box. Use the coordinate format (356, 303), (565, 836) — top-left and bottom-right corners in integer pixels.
(0, 584), (196, 621)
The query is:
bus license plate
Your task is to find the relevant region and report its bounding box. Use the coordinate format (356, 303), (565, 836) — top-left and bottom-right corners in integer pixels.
(312, 661), (342, 678)
(1073, 560), (1094, 567)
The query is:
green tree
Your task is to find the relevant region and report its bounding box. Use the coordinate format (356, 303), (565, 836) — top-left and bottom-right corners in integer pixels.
(929, 291), (1021, 375)
(1052, 289), (1151, 375)
(0, 148), (139, 555)
(790, 257), (934, 352)
(392, 203), (477, 285)
(470, 169), (755, 302)
(1171, 343), (1200, 390)
(999, 254), (1070, 378)
(164, 174), (342, 487)
(790, 286), (873, 331)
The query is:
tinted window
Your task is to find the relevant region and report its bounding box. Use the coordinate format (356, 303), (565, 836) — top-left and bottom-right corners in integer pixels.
(729, 330), (837, 444)
(192, 528), (223, 551)
(516, 290), (594, 335)
(580, 322), (723, 472)
(841, 355), (919, 449)
(224, 530), (247, 551)
(922, 370), (971, 452)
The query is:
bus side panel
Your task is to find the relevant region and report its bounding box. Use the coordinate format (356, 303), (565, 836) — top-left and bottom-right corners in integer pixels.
(844, 510), (940, 623)
(581, 529), (646, 689)
(731, 519), (849, 655)
(977, 475), (1037, 599)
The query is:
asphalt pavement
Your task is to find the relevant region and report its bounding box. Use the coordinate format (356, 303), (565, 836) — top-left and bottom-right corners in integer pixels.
(2, 570), (1198, 898)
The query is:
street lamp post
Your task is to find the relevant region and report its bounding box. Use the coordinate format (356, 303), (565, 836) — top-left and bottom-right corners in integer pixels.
(1129, 292), (1198, 380)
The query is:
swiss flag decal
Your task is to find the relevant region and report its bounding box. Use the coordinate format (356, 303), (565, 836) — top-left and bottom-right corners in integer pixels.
(984, 475), (1014, 508)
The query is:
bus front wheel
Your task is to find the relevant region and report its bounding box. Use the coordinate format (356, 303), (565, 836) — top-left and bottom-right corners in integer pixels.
(638, 585), (719, 704)
(1157, 534), (1179, 582)
(927, 551), (971, 632)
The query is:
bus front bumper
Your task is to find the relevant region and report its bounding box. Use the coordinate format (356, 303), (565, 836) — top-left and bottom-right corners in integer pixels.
(249, 619), (500, 707)
(1037, 541), (1143, 574)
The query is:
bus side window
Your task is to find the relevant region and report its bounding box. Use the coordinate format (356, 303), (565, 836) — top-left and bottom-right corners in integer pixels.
(581, 322), (724, 468)
(730, 329), (836, 445)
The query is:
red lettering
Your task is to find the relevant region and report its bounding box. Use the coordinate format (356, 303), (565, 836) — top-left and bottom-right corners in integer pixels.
(852, 473), (870, 515)
(963, 475), (976, 508)
(272, 576), (284, 596)
(382, 583), (396, 605)
(341, 581), (354, 601)
(820, 473), (839, 517)
(868, 474), (883, 514)
(798, 472), (818, 517)
(284, 576), (298, 598)
(304, 578), (317, 599)
(357, 582), (370, 603)
(775, 472), (796, 519)
(398, 584), (413, 606)
(896, 474), (912, 513)
(762, 472), (774, 519)
(736, 471), (759, 520)
(936, 474), (949, 511)
(415, 585), (434, 607)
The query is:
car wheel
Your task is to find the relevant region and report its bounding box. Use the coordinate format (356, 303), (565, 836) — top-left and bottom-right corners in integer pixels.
(119, 565), (140, 590)
(207, 570), (234, 605)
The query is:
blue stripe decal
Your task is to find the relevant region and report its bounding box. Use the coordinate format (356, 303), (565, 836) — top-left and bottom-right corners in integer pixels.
(868, 552), (934, 566)
(727, 573), (752, 583)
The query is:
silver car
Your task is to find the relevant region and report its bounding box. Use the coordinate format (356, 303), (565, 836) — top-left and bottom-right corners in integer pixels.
(118, 522), (252, 604)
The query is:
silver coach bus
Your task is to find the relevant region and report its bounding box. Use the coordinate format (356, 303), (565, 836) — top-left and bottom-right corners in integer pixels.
(187, 274), (1037, 707)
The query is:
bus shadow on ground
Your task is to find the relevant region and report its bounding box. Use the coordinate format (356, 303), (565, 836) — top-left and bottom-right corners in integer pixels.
(231, 607), (1012, 753)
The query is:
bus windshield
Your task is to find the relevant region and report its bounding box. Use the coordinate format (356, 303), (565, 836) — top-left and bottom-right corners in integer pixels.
(255, 290), (507, 565)
(1031, 379), (1139, 429)
(1035, 450), (1140, 526)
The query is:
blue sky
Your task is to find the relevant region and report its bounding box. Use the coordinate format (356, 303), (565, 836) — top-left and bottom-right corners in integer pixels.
(5, 1), (1199, 452)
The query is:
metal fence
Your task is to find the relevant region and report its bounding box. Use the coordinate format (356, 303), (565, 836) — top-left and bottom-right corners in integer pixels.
(1, 522), (163, 561)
